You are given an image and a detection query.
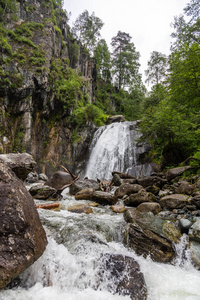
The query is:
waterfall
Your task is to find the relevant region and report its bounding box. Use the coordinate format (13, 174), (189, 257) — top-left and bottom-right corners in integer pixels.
(1, 194), (200, 300)
(84, 121), (153, 180)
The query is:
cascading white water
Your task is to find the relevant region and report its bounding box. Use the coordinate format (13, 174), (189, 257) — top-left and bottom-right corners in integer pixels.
(84, 121), (152, 180)
(1, 192), (200, 300)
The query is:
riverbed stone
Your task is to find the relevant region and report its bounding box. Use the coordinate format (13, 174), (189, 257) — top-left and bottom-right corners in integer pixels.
(68, 204), (93, 214)
(189, 241), (200, 268)
(178, 218), (192, 234)
(175, 181), (194, 195)
(29, 183), (56, 200)
(159, 194), (191, 209)
(188, 219), (200, 242)
(0, 160), (47, 289)
(98, 253), (147, 299)
(91, 191), (118, 205)
(114, 183), (144, 198)
(124, 209), (181, 262)
(75, 188), (94, 200)
(166, 166), (191, 181)
(137, 176), (167, 188)
(124, 190), (156, 207)
(136, 202), (161, 214)
(110, 204), (126, 213)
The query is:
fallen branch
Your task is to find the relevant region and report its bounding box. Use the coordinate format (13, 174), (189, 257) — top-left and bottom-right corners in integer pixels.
(36, 202), (60, 210)
(97, 178), (113, 192)
(60, 165), (77, 180)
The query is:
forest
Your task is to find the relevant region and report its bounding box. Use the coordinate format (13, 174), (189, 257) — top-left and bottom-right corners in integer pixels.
(0, 0), (199, 171)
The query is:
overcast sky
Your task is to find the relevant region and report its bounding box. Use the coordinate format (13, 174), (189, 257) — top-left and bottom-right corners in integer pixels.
(63, 0), (189, 84)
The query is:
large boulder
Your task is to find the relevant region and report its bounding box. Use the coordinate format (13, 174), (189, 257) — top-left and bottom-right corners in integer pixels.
(124, 209), (181, 263)
(91, 191), (118, 205)
(114, 183), (144, 198)
(0, 153), (36, 180)
(175, 181), (194, 195)
(124, 190), (156, 207)
(97, 253), (147, 299)
(45, 171), (72, 190)
(159, 194), (191, 209)
(0, 160), (47, 289)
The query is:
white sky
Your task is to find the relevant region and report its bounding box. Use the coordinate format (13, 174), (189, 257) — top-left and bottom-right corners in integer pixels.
(63, 0), (189, 84)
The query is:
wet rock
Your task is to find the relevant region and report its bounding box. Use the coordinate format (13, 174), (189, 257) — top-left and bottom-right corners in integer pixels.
(110, 204), (126, 213)
(175, 181), (194, 195)
(114, 183), (144, 198)
(112, 173), (122, 186)
(67, 204), (93, 214)
(178, 219), (192, 234)
(136, 202), (161, 215)
(159, 194), (191, 209)
(146, 185), (160, 195)
(0, 160), (47, 289)
(70, 179), (99, 195)
(124, 190), (156, 207)
(188, 219), (200, 243)
(29, 183), (56, 200)
(189, 241), (200, 268)
(45, 171), (72, 190)
(192, 195), (200, 208)
(0, 153), (36, 180)
(124, 209), (181, 263)
(166, 166), (191, 181)
(38, 173), (48, 182)
(98, 253), (147, 300)
(25, 172), (38, 183)
(75, 188), (94, 200)
(91, 191), (118, 205)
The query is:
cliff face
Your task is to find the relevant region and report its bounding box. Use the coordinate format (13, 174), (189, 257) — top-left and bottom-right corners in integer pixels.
(0, 0), (97, 176)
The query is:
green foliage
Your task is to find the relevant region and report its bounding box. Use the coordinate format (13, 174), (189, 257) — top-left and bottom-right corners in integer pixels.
(94, 39), (111, 81)
(71, 104), (107, 128)
(0, 0), (17, 22)
(111, 31), (140, 90)
(72, 10), (104, 55)
(145, 51), (168, 85)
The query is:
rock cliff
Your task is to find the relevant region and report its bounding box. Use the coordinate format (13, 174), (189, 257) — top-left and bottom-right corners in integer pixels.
(0, 0), (97, 176)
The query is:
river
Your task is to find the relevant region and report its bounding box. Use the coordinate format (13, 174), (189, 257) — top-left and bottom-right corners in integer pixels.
(1, 192), (200, 300)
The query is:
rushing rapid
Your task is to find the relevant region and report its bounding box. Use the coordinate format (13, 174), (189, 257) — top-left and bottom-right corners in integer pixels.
(1, 192), (200, 300)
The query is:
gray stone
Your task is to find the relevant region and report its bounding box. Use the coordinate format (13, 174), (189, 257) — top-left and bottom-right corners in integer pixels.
(189, 219), (200, 243)
(166, 166), (191, 181)
(29, 183), (56, 200)
(124, 209), (181, 263)
(159, 194), (191, 209)
(178, 219), (192, 234)
(70, 179), (99, 195)
(91, 191), (118, 206)
(98, 253), (147, 299)
(114, 183), (144, 198)
(136, 202), (161, 214)
(46, 171), (72, 190)
(125, 190), (156, 207)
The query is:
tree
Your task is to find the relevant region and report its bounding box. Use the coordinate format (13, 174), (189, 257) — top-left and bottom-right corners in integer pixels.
(145, 51), (168, 85)
(94, 39), (111, 82)
(111, 31), (140, 90)
(72, 10), (104, 55)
